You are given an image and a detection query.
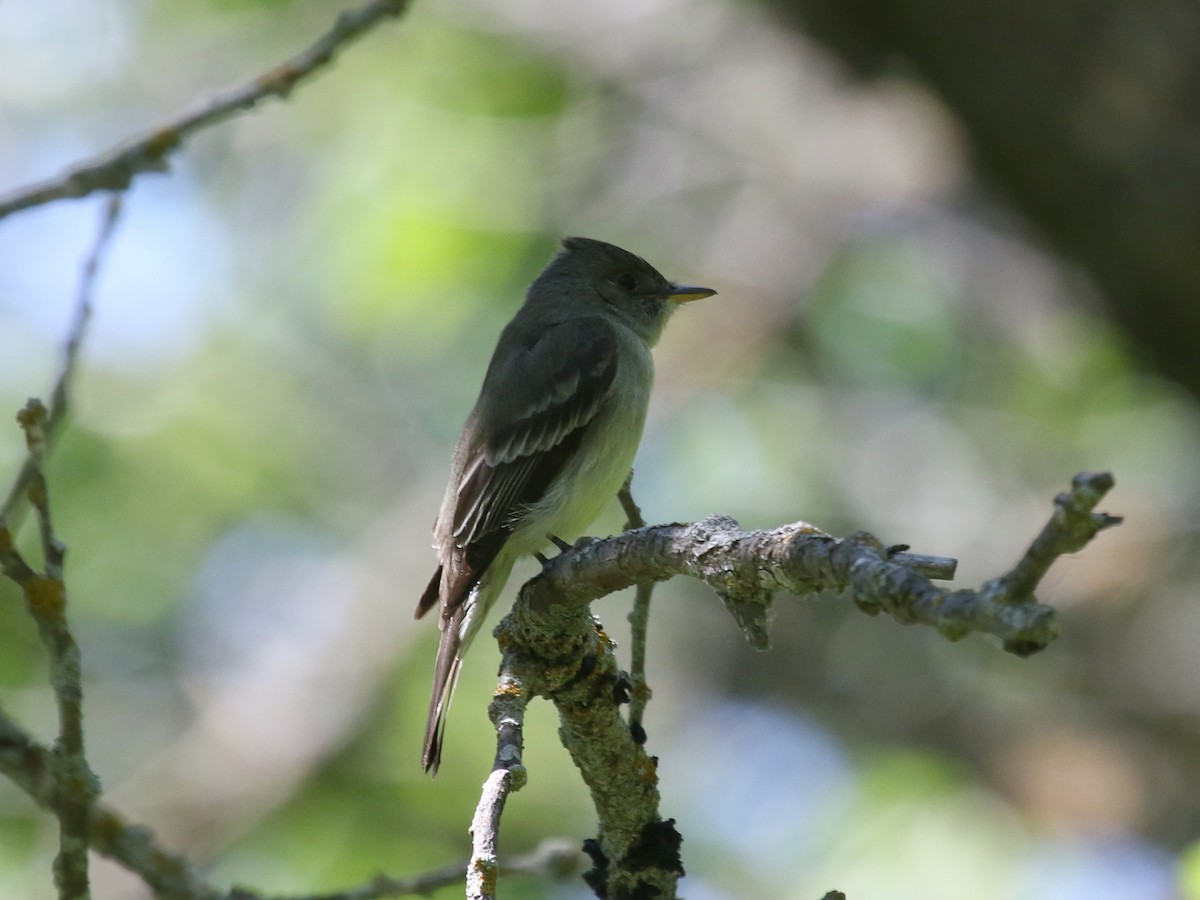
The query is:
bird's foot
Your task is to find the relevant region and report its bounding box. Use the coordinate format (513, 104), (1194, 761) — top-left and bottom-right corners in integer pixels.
(613, 671), (633, 705)
(536, 534), (577, 570)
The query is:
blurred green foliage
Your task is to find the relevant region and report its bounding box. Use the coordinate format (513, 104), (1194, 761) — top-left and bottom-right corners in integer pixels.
(1, 0), (1196, 898)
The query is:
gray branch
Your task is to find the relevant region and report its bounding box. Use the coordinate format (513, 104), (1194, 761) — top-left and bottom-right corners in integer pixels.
(493, 598), (681, 899)
(487, 471), (1120, 898)
(0, 194), (124, 900)
(0, 711), (215, 900)
(525, 473), (1120, 655)
(0, 0), (411, 221)
(468, 769), (509, 900)
(2, 706), (580, 900)
(4, 401), (96, 900)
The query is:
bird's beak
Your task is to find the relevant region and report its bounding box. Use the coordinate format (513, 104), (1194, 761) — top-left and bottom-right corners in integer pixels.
(666, 283), (717, 303)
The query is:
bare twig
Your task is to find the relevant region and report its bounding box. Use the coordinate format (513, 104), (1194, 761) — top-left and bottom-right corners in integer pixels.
(616, 472), (644, 529)
(617, 473), (653, 741)
(459, 669), (530, 899)
(986, 471), (1124, 600)
(468, 769), (510, 900)
(0, 0), (412, 221)
(888, 551), (956, 581)
(1, 194), (122, 529)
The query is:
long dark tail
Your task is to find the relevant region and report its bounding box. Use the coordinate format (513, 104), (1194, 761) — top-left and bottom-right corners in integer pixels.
(422, 622), (462, 774)
(417, 537), (510, 773)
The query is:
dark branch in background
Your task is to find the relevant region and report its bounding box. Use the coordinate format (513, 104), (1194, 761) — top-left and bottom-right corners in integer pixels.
(760, 0), (1200, 405)
(0, 0), (411, 222)
(483, 472), (1119, 897)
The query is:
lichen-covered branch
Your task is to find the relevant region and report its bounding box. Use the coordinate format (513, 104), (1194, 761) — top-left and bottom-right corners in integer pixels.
(0, 401), (96, 900)
(468, 769), (509, 900)
(0, 712), (220, 900)
(490, 471), (1120, 898)
(0, 186), (123, 900)
(1, 706), (579, 900)
(524, 472), (1119, 656)
(494, 599), (683, 899)
(0, 0), (411, 221)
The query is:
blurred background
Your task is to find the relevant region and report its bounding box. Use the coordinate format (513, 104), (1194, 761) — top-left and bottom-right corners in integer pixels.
(1, 0), (1198, 897)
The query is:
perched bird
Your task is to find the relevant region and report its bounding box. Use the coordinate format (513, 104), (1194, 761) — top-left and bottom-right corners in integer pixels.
(415, 237), (715, 773)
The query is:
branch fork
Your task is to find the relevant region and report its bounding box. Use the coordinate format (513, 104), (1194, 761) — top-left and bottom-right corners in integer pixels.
(471, 471), (1121, 897)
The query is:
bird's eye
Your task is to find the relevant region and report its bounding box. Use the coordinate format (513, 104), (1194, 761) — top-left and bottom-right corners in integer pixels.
(614, 272), (638, 292)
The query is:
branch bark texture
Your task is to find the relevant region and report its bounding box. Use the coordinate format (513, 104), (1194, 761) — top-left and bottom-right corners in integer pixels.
(485, 471), (1119, 897)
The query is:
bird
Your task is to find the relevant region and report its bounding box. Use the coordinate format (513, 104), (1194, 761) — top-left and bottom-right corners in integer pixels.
(415, 236), (716, 773)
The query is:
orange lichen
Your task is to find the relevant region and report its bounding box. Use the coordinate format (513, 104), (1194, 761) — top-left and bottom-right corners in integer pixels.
(26, 576), (65, 620)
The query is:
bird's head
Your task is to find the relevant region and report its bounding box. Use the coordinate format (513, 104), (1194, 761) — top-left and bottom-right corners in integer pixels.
(529, 236), (716, 345)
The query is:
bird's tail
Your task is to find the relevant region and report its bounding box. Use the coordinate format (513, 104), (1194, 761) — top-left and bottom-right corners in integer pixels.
(422, 622), (462, 774)
(418, 547), (515, 774)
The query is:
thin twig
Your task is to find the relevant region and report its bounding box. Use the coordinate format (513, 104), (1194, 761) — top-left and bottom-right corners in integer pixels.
(489, 669), (529, 780)
(233, 840), (582, 900)
(5, 402), (96, 900)
(0, 194), (118, 900)
(0, 0), (411, 221)
(467, 769), (511, 900)
(888, 551), (956, 581)
(0, 711), (219, 900)
(987, 471), (1124, 601)
(0, 196), (123, 899)
(460, 670), (531, 900)
(1, 194), (122, 530)
(617, 473), (653, 742)
(0, 199), (123, 900)
(1, 706), (580, 900)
